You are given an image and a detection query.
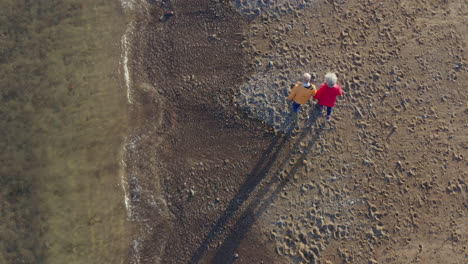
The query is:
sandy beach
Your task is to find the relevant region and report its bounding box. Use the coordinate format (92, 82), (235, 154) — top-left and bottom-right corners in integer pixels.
(3, 0), (464, 263)
(122, 0), (467, 263)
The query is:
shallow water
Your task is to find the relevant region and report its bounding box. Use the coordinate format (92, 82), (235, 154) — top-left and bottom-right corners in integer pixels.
(1, 0), (131, 263)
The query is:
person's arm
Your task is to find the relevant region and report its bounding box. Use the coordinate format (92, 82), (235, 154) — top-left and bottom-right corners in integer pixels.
(313, 83), (325, 99)
(311, 84), (317, 97)
(337, 85), (343, 96)
(287, 83), (299, 100)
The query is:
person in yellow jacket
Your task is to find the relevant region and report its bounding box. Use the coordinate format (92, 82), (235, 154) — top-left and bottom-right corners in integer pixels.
(287, 73), (317, 120)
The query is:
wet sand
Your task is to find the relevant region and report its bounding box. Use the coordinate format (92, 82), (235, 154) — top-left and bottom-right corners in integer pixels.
(126, 0), (467, 263)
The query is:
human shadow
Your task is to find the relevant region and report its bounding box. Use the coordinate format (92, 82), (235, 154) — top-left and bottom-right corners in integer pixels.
(189, 107), (324, 264)
(210, 113), (324, 263)
(188, 113), (297, 263)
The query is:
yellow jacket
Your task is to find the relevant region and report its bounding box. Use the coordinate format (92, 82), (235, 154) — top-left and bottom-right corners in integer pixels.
(287, 82), (317, 104)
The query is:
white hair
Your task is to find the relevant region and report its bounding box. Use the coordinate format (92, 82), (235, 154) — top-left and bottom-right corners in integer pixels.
(325, 72), (337, 87)
(303, 73), (311, 83)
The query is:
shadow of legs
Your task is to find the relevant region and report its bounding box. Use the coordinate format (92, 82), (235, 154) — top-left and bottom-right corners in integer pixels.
(189, 117), (295, 264)
(210, 119), (324, 263)
(190, 109), (322, 263)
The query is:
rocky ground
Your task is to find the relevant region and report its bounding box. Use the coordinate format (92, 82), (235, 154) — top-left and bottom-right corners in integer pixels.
(126, 0), (467, 263)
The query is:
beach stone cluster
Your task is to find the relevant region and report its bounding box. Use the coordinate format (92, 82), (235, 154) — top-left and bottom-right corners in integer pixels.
(234, 38), (319, 131)
(228, 1), (322, 131)
(230, 0), (314, 19)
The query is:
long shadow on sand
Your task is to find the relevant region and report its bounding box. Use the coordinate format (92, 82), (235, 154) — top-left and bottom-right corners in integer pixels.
(189, 108), (325, 263)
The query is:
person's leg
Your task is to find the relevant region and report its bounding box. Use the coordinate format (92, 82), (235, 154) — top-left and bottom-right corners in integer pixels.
(315, 103), (324, 114)
(292, 102), (300, 122)
(326, 106), (333, 121)
(292, 102), (301, 113)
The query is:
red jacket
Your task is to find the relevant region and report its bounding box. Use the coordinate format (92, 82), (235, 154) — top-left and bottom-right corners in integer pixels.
(313, 83), (343, 107)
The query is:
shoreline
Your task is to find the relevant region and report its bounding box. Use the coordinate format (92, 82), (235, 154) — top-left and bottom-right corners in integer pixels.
(123, 0), (467, 263)
(121, 1), (277, 263)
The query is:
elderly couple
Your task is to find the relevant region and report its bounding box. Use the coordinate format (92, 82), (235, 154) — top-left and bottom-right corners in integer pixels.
(287, 72), (343, 122)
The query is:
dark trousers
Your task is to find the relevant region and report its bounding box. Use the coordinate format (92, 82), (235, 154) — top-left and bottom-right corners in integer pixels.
(292, 102), (301, 113)
(316, 104), (333, 116)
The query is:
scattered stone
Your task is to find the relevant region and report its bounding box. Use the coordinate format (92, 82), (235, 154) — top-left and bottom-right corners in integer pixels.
(189, 189), (195, 198)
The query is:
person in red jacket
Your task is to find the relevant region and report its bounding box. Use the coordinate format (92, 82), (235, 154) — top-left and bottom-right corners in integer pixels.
(313, 72), (343, 121)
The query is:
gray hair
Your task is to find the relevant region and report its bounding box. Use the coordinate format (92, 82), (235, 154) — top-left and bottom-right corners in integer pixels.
(325, 72), (337, 87)
(302, 73), (311, 83)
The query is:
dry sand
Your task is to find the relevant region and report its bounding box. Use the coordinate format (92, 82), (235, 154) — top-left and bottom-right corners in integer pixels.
(125, 0), (467, 263)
